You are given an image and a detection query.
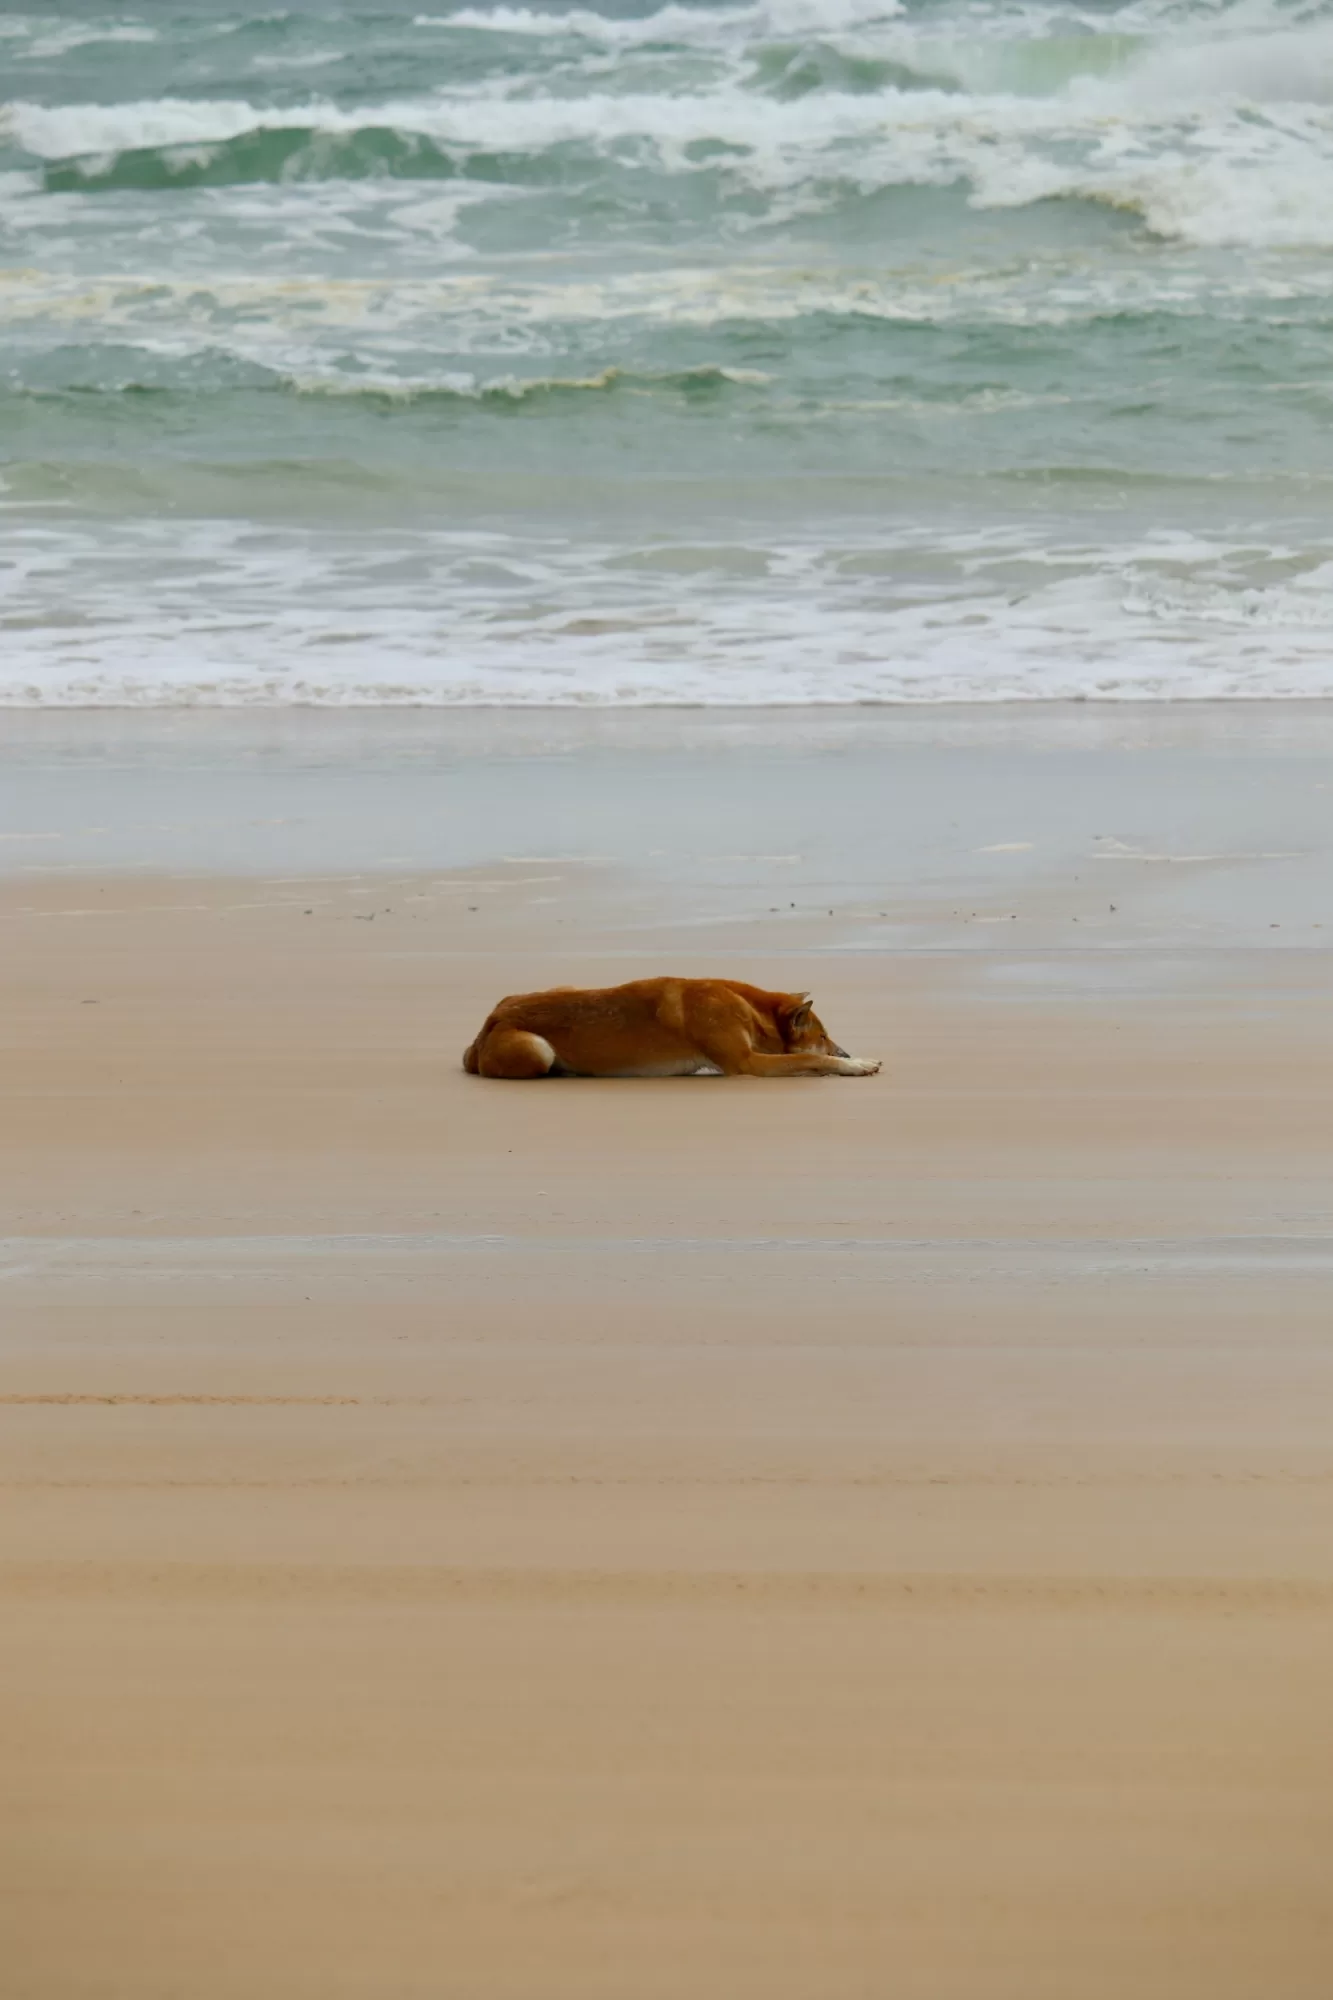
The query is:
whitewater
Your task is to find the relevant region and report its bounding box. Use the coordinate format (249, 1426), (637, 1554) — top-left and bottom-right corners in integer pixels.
(3, 0), (1333, 704)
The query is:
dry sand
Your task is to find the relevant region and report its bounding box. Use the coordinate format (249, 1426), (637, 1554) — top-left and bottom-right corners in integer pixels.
(2, 709), (1332, 1998)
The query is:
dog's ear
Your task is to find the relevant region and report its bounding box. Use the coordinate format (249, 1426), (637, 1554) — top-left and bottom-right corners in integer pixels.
(786, 993), (813, 1030)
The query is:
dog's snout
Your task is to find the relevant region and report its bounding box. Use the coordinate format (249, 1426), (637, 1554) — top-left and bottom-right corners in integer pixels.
(832, 1043), (848, 1059)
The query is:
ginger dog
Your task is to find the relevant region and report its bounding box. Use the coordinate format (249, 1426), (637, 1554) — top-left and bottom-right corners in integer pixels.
(463, 977), (880, 1080)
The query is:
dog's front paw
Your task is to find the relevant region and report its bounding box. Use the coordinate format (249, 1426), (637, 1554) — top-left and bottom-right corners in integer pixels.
(839, 1055), (881, 1077)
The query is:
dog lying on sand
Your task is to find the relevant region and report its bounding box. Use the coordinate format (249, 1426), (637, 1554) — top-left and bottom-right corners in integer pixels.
(463, 977), (880, 1080)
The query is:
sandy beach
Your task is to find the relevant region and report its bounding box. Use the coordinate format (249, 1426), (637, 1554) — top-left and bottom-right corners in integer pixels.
(3, 706), (1333, 1998)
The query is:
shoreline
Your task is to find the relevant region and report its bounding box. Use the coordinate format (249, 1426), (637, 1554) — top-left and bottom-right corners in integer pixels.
(7, 695), (1333, 734)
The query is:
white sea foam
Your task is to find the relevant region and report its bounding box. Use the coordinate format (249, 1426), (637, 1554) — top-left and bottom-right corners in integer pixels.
(280, 361), (773, 396)
(7, 19), (1333, 252)
(425, 0), (1272, 47)
(5, 256), (1333, 348)
(15, 22), (158, 60)
(422, 0), (907, 42)
(5, 516), (1333, 707)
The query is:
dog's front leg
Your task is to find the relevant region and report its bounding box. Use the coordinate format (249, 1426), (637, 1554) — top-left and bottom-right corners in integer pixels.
(698, 1029), (880, 1078)
(739, 1050), (881, 1078)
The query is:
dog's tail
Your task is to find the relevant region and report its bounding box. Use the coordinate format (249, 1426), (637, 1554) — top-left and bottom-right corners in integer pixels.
(462, 1010), (500, 1074)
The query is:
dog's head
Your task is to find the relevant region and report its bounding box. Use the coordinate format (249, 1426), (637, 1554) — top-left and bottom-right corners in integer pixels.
(781, 993), (847, 1059)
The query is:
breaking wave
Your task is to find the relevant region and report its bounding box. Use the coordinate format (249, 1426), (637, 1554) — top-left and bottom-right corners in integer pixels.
(4, 0), (1333, 248)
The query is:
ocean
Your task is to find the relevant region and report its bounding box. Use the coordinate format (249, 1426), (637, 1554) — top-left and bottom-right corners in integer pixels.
(3, 0), (1333, 705)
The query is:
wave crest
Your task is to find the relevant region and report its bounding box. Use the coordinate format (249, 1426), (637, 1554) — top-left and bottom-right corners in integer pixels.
(3, 346), (771, 404)
(285, 361), (771, 401)
(7, 35), (1333, 250)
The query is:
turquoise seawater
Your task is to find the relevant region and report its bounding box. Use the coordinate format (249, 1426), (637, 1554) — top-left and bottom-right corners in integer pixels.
(3, 0), (1333, 701)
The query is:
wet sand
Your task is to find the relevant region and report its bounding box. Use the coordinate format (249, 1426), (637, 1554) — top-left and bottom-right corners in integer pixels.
(3, 708), (1333, 1998)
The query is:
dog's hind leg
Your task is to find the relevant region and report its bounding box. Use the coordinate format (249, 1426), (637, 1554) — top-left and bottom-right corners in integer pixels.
(472, 1029), (558, 1080)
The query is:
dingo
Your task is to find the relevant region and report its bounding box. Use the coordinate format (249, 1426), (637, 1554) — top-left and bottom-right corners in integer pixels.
(463, 977), (880, 1080)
